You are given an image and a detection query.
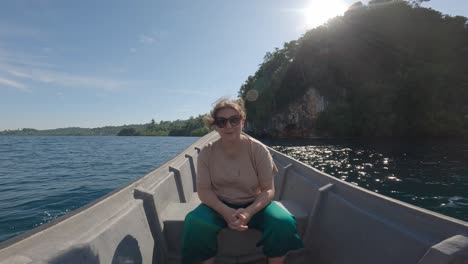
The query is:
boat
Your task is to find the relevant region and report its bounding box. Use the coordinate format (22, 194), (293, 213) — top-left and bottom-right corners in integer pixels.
(0, 131), (467, 264)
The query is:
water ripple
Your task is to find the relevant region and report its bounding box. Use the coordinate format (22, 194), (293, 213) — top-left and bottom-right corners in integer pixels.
(0, 136), (197, 242)
(270, 139), (468, 222)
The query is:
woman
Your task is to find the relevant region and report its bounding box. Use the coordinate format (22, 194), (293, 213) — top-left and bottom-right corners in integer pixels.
(181, 98), (303, 264)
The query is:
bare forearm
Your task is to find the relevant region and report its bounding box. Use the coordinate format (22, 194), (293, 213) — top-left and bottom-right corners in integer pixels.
(246, 189), (274, 216)
(198, 188), (230, 215)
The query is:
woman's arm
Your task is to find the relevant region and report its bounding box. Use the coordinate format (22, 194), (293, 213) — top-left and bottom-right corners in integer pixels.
(246, 184), (274, 216)
(234, 178), (275, 223)
(234, 141), (277, 224)
(198, 186), (231, 216)
(197, 148), (246, 230)
(198, 186), (248, 231)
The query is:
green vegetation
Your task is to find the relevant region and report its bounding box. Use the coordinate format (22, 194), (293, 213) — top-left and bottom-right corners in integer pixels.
(0, 116), (210, 137)
(239, 0), (468, 138)
(4, 1), (467, 139)
(0, 126), (144, 136)
(117, 128), (139, 136)
(137, 116), (210, 137)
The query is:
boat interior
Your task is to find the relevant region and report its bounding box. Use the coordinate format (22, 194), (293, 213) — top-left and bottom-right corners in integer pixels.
(0, 132), (467, 264)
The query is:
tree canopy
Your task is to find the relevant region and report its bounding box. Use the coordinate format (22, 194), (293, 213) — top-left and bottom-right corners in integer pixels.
(137, 115), (210, 137)
(1, 116), (210, 137)
(239, 0), (468, 138)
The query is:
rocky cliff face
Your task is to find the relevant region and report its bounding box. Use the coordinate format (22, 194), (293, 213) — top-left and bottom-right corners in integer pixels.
(270, 88), (327, 138)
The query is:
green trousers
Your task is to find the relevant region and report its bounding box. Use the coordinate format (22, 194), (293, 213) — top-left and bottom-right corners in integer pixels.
(181, 201), (304, 263)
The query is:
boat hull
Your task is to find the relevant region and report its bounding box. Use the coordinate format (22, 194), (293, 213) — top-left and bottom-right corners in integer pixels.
(0, 132), (467, 263)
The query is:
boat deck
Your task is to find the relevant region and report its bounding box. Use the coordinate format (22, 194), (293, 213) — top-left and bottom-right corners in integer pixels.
(1, 132), (467, 264)
(166, 250), (314, 264)
(161, 194), (314, 264)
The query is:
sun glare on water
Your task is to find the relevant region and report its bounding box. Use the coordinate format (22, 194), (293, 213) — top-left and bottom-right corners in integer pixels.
(302, 0), (349, 29)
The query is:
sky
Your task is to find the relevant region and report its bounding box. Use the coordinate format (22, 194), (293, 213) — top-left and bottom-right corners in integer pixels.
(0, 0), (466, 130)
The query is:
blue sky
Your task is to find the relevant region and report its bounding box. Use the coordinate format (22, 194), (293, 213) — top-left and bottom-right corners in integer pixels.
(0, 0), (466, 130)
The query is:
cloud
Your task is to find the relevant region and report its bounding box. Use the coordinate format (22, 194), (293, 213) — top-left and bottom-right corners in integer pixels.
(0, 63), (127, 92)
(0, 56), (56, 69)
(0, 32), (127, 93)
(140, 34), (156, 44)
(31, 70), (126, 91)
(0, 77), (30, 92)
(138, 31), (168, 45)
(130, 48), (137, 53)
(0, 47), (56, 69)
(6, 69), (33, 78)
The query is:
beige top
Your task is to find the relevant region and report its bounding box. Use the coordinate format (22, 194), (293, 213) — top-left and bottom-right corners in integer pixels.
(197, 135), (278, 205)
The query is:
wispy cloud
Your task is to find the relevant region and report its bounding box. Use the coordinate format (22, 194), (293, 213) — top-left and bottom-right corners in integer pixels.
(0, 56), (56, 69)
(130, 47), (137, 53)
(6, 69), (33, 79)
(38, 70), (121, 91)
(0, 62), (127, 92)
(0, 47), (56, 69)
(140, 34), (155, 44)
(43, 72), (126, 91)
(0, 77), (30, 92)
(0, 24), (128, 93)
(138, 30), (168, 45)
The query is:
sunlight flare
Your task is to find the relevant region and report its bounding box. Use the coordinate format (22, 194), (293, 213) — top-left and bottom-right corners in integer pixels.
(302, 0), (348, 29)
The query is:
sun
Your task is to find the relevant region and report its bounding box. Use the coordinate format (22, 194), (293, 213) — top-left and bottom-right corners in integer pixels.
(303, 0), (349, 29)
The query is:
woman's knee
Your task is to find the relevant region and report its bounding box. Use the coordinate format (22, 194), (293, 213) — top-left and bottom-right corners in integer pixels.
(184, 205), (225, 232)
(184, 210), (196, 223)
(268, 214), (297, 232)
(185, 204), (211, 222)
(184, 210), (210, 230)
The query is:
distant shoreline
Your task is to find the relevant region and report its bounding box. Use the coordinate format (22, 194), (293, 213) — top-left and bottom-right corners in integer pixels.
(0, 116), (210, 137)
(2, 132), (467, 141)
(0, 134), (201, 137)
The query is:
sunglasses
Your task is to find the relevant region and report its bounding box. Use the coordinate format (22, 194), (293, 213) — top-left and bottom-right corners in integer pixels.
(214, 115), (242, 128)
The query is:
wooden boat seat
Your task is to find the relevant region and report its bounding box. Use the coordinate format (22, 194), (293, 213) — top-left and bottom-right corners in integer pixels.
(160, 194), (309, 262)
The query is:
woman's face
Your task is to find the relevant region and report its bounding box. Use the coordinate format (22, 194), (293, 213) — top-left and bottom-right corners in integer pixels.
(214, 107), (244, 141)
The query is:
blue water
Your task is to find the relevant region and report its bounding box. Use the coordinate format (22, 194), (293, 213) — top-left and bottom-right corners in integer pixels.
(1, 136), (467, 244)
(269, 139), (468, 222)
(0, 136), (198, 243)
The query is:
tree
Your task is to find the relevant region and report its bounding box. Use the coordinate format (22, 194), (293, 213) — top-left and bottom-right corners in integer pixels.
(117, 128), (139, 136)
(239, 0), (468, 138)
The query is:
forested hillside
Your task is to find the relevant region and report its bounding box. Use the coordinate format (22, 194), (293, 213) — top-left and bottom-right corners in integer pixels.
(0, 126), (143, 136)
(0, 116), (209, 137)
(239, 0), (468, 138)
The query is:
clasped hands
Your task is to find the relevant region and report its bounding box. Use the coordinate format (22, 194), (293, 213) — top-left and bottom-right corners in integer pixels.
(222, 208), (252, 231)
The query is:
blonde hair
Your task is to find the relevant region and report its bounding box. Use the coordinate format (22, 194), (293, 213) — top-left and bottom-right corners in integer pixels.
(204, 97), (246, 128)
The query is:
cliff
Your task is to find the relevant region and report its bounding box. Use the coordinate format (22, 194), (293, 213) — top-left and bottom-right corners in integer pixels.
(240, 0), (468, 138)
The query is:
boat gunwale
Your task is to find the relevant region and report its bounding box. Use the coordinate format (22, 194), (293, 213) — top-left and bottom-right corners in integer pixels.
(1, 131), (467, 263)
(268, 146), (468, 228)
(0, 134), (216, 251)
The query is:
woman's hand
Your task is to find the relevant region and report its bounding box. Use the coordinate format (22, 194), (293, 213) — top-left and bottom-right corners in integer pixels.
(231, 208), (252, 231)
(221, 207), (249, 231)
